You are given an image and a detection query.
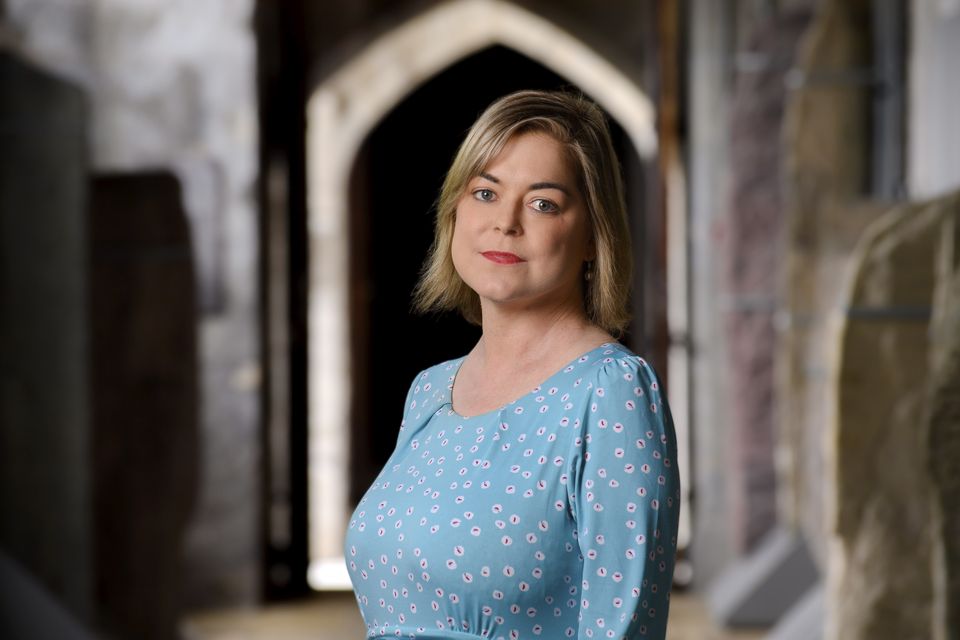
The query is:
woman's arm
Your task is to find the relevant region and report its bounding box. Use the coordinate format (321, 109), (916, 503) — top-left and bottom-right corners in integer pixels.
(568, 355), (681, 640)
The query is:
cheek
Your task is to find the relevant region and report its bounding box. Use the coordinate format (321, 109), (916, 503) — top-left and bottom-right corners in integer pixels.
(540, 227), (581, 258)
(450, 216), (471, 269)
(451, 204), (481, 247)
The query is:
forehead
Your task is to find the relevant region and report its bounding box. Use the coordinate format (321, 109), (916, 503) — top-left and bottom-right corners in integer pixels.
(480, 131), (577, 178)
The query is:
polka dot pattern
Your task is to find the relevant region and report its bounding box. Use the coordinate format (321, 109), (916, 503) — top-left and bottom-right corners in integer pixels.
(344, 342), (681, 639)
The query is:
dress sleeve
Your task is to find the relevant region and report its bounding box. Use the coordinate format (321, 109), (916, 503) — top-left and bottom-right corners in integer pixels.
(567, 354), (681, 640)
(392, 359), (461, 456)
(395, 367), (425, 448)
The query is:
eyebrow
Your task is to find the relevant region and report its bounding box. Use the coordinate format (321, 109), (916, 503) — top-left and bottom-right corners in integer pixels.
(478, 172), (572, 197)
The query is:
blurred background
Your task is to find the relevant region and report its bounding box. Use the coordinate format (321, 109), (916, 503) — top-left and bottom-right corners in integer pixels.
(1, 0), (958, 639)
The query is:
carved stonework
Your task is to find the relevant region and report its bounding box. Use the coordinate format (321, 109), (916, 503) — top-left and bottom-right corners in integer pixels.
(829, 191), (960, 640)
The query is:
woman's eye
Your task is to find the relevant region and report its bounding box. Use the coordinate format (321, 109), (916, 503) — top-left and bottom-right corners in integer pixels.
(531, 199), (559, 213)
(474, 188), (495, 201)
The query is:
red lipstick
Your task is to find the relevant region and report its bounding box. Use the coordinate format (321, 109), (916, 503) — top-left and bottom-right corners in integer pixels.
(482, 251), (525, 264)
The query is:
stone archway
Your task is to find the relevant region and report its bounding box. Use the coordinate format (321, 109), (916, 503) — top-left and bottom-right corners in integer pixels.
(305, 0), (658, 589)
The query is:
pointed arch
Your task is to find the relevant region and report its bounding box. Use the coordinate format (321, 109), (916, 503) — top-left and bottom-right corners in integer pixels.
(304, 0), (658, 588)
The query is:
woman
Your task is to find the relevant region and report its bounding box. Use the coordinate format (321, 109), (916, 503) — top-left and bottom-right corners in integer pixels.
(344, 89), (681, 640)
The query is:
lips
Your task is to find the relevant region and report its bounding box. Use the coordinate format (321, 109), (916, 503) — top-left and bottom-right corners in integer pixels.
(481, 251), (525, 264)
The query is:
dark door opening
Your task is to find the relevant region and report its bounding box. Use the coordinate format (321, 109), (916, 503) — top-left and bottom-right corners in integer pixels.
(346, 44), (647, 506)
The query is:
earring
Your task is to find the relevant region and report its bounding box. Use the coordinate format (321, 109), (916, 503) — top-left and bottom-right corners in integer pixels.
(584, 261), (593, 281)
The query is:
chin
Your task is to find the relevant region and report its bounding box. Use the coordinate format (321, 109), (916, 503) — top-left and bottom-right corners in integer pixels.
(472, 284), (520, 302)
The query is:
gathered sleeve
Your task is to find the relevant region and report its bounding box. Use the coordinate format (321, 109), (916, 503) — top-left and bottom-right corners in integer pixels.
(394, 360), (454, 450)
(395, 369), (422, 447)
(567, 354), (681, 640)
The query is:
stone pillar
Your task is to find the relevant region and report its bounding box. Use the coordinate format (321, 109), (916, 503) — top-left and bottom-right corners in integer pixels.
(780, 0), (876, 567)
(687, 0), (737, 585)
(724, 4), (812, 552)
(908, 1), (960, 200)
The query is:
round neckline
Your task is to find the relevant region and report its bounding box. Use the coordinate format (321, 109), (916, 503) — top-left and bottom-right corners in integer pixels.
(444, 341), (626, 420)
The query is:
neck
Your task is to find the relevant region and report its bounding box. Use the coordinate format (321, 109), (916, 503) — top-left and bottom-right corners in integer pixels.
(471, 295), (597, 372)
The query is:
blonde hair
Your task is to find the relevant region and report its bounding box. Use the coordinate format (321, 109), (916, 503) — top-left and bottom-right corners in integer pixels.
(410, 88), (633, 337)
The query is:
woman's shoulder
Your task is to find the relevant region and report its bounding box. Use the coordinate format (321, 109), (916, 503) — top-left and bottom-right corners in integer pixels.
(583, 342), (675, 444)
(561, 341), (657, 389)
(401, 355), (463, 413)
(576, 342), (671, 423)
(588, 342), (663, 388)
(408, 354), (463, 389)
(537, 341), (662, 405)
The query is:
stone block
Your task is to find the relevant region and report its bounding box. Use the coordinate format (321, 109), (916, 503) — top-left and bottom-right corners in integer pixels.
(928, 213), (960, 639)
(828, 190), (960, 640)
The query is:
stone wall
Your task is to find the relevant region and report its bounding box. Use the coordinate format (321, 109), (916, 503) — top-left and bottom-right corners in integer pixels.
(3, 0), (261, 610)
(303, 0), (655, 92)
(723, 5), (812, 552)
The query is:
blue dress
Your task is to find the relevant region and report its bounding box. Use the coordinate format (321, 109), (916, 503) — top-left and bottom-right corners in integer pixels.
(344, 341), (681, 640)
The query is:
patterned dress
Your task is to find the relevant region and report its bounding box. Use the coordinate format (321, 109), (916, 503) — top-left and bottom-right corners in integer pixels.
(344, 341), (681, 640)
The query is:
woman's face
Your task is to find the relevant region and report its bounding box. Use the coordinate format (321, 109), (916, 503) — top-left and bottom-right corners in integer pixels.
(451, 131), (595, 315)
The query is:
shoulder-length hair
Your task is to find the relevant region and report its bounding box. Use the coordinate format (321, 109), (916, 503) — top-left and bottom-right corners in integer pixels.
(411, 88), (633, 338)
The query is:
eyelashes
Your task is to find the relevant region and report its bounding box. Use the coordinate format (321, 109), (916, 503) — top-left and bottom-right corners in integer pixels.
(473, 188), (496, 202)
(531, 198), (559, 213)
(471, 188), (560, 214)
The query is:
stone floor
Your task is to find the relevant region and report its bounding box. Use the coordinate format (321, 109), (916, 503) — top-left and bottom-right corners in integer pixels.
(181, 589), (767, 640)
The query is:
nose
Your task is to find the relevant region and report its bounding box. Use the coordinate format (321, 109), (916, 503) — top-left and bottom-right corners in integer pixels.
(494, 199), (523, 235)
